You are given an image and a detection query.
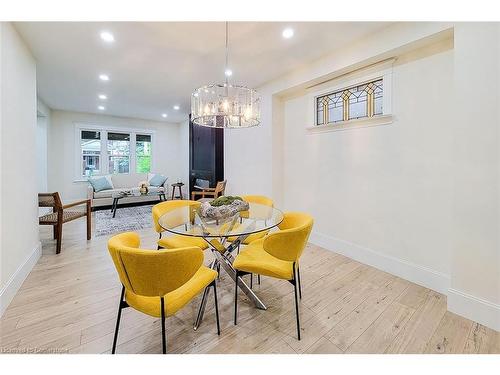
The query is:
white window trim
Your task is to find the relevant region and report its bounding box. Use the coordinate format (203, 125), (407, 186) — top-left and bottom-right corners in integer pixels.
(306, 58), (395, 133)
(74, 123), (156, 182)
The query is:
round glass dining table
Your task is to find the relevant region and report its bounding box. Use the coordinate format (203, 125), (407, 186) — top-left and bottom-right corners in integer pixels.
(158, 202), (283, 330)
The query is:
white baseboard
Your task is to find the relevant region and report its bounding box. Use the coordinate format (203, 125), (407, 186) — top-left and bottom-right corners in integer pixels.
(448, 288), (500, 331)
(0, 241), (42, 317)
(309, 231), (450, 295)
(309, 231), (500, 332)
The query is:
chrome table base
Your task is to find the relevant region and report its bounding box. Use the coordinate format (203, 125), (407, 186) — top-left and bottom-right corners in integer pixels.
(193, 237), (267, 330)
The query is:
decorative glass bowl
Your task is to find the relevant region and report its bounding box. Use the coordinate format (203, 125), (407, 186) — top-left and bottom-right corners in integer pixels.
(197, 198), (249, 236)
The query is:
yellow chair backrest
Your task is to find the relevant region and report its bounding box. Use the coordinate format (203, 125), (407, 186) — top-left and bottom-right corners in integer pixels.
(241, 195), (274, 207)
(262, 212), (313, 263)
(108, 232), (203, 297)
(239, 195), (274, 219)
(152, 200), (200, 234)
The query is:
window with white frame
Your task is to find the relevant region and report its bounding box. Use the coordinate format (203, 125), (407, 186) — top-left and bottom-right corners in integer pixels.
(77, 126), (154, 178)
(81, 130), (102, 177)
(316, 78), (383, 126)
(135, 134), (152, 173)
(308, 59), (394, 132)
(107, 132), (130, 174)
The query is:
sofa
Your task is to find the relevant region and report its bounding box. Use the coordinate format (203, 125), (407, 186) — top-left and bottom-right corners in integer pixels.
(87, 173), (169, 208)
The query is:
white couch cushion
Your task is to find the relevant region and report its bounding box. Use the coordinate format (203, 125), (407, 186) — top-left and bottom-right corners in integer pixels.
(93, 186), (165, 199)
(146, 186), (165, 194)
(110, 173), (149, 189)
(93, 188), (125, 199)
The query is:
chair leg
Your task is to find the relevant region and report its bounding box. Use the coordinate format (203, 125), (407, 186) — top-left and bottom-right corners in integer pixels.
(112, 286), (125, 354)
(56, 220), (63, 254)
(217, 263), (221, 280)
(86, 200), (92, 240)
(234, 271), (239, 325)
(160, 296), (166, 354)
(293, 268), (301, 341)
(258, 275), (261, 285)
(53, 225), (57, 240)
(297, 266), (302, 299)
(212, 281), (221, 335)
(250, 274), (253, 289)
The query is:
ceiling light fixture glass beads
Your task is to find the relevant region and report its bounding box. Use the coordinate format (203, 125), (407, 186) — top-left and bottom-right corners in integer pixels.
(191, 22), (260, 129)
(191, 83), (260, 128)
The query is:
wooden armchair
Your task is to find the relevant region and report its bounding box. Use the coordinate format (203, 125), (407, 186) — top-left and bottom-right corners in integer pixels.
(191, 180), (227, 201)
(38, 192), (91, 254)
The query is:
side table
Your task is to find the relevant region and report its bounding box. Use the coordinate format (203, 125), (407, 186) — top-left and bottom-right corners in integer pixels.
(171, 182), (184, 200)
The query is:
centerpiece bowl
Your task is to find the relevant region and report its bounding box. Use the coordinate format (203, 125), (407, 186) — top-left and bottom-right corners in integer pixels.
(197, 196), (249, 236)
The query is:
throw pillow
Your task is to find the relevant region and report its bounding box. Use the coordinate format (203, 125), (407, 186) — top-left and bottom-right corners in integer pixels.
(88, 175), (114, 192)
(149, 173), (168, 187)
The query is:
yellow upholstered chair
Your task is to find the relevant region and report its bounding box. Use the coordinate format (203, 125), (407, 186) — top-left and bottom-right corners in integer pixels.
(232, 212), (313, 340)
(229, 195), (274, 287)
(237, 195), (274, 245)
(108, 232), (220, 354)
(152, 200), (209, 251)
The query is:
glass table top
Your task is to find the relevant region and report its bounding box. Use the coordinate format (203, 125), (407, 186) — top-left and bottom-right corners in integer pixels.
(158, 202), (283, 238)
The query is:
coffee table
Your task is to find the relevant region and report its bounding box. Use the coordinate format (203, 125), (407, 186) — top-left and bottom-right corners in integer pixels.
(111, 191), (166, 218)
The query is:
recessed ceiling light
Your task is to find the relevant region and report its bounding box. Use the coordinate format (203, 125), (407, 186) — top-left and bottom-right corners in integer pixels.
(162, 113), (168, 118)
(173, 105), (180, 110)
(282, 28), (294, 39)
(100, 31), (115, 43)
(98, 94), (107, 100)
(225, 69), (233, 77)
(98, 105), (105, 110)
(99, 74), (109, 81)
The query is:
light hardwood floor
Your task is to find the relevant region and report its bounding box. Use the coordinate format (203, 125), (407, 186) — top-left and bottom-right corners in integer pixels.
(1, 214), (498, 354)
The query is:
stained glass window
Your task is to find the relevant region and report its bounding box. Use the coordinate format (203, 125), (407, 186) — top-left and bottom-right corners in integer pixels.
(372, 80), (383, 115)
(317, 97), (326, 125)
(328, 91), (344, 123)
(316, 78), (383, 126)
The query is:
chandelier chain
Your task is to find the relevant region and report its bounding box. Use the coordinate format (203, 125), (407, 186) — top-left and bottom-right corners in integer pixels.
(190, 21), (260, 128)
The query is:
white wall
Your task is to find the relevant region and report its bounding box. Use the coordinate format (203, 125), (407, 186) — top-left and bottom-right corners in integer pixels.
(0, 21), (3, 295)
(282, 44), (453, 289)
(225, 22), (453, 200)
(178, 119), (190, 190)
(224, 110), (274, 198)
(36, 98), (50, 192)
(0, 22), (40, 316)
(47, 110), (189, 201)
(449, 23), (500, 330)
(225, 22), (500, 330)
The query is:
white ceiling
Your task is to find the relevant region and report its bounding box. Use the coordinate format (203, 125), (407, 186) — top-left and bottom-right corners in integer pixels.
(15, 22), (391, 123)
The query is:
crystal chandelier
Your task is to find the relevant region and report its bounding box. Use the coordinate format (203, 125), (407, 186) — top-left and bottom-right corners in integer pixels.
(191, 22), (260, 128)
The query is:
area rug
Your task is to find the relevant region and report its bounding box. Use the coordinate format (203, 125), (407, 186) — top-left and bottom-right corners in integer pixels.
(95, 205), (153, 237)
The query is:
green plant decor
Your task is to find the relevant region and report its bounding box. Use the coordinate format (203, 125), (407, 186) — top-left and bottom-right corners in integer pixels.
(210, 196), (243, 207)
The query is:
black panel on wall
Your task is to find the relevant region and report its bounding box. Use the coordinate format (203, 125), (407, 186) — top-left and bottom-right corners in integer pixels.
(189, 115), (224, 197)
